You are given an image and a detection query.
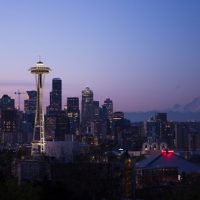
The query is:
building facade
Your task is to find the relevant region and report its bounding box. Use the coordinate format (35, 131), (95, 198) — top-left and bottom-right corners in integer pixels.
(81, 87), (94, 133)
(47, 78), (62, 115)
(67, 97), (80, 135)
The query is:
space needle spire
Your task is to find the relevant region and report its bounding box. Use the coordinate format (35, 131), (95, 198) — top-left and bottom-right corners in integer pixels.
(29, 60), (51, 156)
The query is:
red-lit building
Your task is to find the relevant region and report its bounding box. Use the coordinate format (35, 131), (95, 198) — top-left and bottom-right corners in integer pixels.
(135, 150), (200, 189)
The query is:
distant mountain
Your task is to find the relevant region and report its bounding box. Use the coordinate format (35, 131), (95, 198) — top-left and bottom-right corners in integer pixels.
(183, 97), (200, 112)
(171, 104), (183, 112)
(125, 111), (155, 122)
(171, 97), (200, 112)
(125, 97), (200, 122)
(125, 111), (200, 122)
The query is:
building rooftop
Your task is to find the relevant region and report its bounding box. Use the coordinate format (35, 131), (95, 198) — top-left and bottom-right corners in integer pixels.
(136, 151), (200, 173)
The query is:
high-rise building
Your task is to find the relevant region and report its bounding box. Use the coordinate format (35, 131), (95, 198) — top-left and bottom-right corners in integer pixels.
(45, 115), (56, 141)
(0, 95), (16, 144)
(144, 121), (160, 143)
(81, 87), (94, 132)
(1, 109), (17, 144)
(175, 123), (188, 151)
(93, 101), (100, 119)
(0, 94), (15, 110)
(45, 78), (62, 140)
(101, 98), (113, 139)
(0, 95), (18, 144)
(24, 91), (37, 114)
(103, 98), (113, 121)
(54, 111), (69, 141)
(67, 97), (80, 135)
(91, 101), (102, 139)
(144, 113), (174, 148)
(23, 91), (37, 143)
(47, 78), (62, 115)
(155, 113), (167, 123)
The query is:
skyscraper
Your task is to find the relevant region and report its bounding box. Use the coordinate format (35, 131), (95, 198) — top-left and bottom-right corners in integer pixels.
(101, 98), (113, 139)
(0, 95), (17, 144)
(46, 78), (63, 141)
(91, 101), (103, 140)
(1, 109), (17, 144)
(47, 78), (62, 115)
(24, 91), (37, 114)
(103, 98), (113, 121)
(0, 94), (15, 110)
(67, 97), (80, 135)
(81, 87), (94, 133)
(23, 91), (37, 143)
(155, 113), (167, 123)
(54, 111), (69, 141)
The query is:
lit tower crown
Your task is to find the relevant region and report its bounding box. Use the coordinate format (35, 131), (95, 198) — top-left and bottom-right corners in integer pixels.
(29, 61), (51, 156)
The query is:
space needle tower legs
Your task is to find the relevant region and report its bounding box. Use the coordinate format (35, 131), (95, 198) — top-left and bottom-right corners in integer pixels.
(29, 61), (51, 156)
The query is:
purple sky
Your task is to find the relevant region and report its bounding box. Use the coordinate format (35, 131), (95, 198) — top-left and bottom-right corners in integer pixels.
(0, 0), (200, 112)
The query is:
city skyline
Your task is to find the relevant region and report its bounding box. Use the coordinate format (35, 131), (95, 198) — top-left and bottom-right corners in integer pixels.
(0, 1), (200, 112)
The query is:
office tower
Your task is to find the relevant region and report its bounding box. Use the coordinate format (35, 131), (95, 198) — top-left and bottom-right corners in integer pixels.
(47, 78), (62, 115)
(45, 115), (56, 141)
(102, 98), (113, 139)
(0, 94), (15, 110)
(1, 109), (17, 144)
(0, 95), (17, 144)
(91, 101), (103, 140)
(112, 111), (131, 145)
(175, 123), (188, 151)
(155, 113), (167, 123)
(29, 60), (51, 155)
(144, 121), (161, 143)
(46, 78), (62, 140)
(103, 98), (113, 121)
(154, 113), (174, 147)
(24, 91), (37, 114)
(100, 105), (110, 139)
(175, 122), (200, 153)
(54, 111), (69, 141)
(145, 113), (174, 148)
(81, 87), (94, 132)
(93, 101), (100, 118)
(23, 91), (37, 143)
(67, 97), (80, 135)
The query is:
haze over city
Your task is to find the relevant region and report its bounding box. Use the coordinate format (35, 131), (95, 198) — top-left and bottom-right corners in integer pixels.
(0, 0), (200, 112)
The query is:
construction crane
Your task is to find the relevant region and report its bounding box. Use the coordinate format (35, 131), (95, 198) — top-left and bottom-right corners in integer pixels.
(14, 90), (26, 110)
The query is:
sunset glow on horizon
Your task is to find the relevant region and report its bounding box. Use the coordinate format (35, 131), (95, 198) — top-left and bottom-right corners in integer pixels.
(0, 0), (200, 112)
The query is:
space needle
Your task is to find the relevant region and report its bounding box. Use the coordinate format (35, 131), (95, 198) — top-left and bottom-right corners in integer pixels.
(29, 60), (51, 156)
